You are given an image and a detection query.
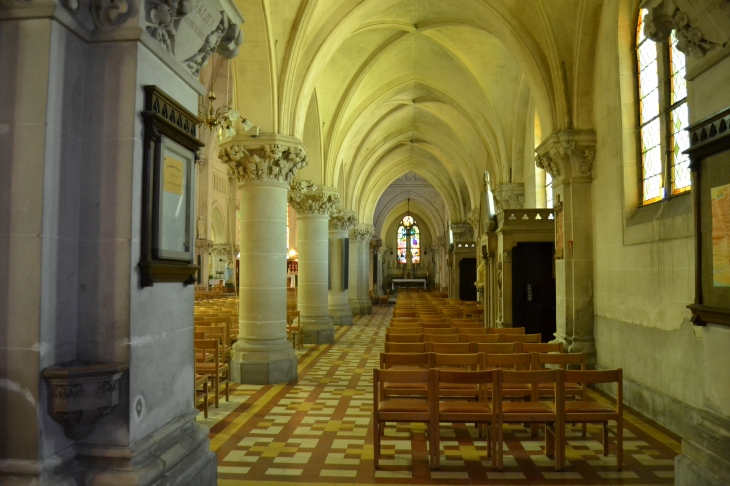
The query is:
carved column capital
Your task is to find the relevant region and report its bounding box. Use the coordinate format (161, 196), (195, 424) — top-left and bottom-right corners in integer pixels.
(535, 130), (596, 182)
(219, 135), (308, 185)
(450, 223), (474, 243)
(329, 209), (357, 231)
(493, 183), (525, 212)
(350, 224), (375, 241)
(289, 184), (340, 217)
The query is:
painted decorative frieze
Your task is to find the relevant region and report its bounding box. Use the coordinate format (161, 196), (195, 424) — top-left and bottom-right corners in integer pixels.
(535, 130), (596, 181)
(219, 144), (308, 184)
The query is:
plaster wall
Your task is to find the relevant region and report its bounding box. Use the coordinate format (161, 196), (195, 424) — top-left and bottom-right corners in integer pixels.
(591, 0), (730, 435)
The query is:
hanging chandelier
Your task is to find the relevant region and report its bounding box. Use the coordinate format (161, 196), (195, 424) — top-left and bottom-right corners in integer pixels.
(198, 58), (255, 139)
(403, 198), (416, 232)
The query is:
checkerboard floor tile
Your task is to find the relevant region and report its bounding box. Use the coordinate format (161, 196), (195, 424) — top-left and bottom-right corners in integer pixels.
(202, 306), (681, 485)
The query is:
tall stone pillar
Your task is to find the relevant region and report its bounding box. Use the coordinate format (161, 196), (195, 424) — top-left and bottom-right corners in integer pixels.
(536, 130), (596, 363)
(328, 210), (357, 326)
(349, 224), (375, 315)
(219, 138), (307, 384)
(377, 244), (388, 296)
(290, 184), (340, 343)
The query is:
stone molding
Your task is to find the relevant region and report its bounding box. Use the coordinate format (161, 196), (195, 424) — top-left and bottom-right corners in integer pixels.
(535, 130), (596, 181)
(493, 183), (525, 212)
(143, 0), (243, 76)
(289, 184), (340, 216)
(350, 225), (374, 241)
(329, 210), (357, 231)
(643, 2), (725, 58)
(219, 140), (308, 184)
(58, 0), (134, 33)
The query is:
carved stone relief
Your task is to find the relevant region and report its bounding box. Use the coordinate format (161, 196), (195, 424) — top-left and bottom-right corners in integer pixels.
(450, 223), (473, 243)
(350, 226), (375, 241)
(144, 0), (243, 76)
(329, 210), (357, 231)
(643, 1), (728, 58)
(288, 183), (340, 216)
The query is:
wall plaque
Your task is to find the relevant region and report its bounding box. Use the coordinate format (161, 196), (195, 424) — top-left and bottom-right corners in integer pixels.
(139, 85), (204, 287)
(685, 106), (730, 327)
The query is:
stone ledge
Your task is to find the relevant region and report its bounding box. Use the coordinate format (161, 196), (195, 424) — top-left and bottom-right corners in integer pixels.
(623, 193), (693, 245)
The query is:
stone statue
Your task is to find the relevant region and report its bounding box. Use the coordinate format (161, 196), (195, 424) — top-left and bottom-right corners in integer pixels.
(224, 260), (233, 283)
(196, 217), (206, 239)
(475, 256), (486, 302)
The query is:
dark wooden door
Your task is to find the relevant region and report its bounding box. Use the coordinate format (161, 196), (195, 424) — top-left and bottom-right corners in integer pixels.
(459, 258), (477, 301)
(511, 243), (556, 342)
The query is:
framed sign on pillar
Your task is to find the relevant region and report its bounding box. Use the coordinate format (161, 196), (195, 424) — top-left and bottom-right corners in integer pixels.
(685, 107), (730, 327)
(139, 85), (204, 287)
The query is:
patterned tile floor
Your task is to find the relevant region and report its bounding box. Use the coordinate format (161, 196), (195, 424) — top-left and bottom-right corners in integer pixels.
(200, 306), (681, 485)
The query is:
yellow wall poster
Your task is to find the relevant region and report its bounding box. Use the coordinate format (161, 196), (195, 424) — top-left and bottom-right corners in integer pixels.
(163, 156), (184, 195)
(711, 183), (730, 287)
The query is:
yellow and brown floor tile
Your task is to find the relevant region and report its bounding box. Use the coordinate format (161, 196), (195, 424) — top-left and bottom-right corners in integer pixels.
(204, 307), (679, 484)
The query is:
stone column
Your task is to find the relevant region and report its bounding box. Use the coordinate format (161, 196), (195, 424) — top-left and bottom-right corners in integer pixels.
(377, 244), (388, 296)
(219, 138), (307, 384)
(328, 210), (357, 326)
(493, 183), (526, 213)
(349, 224), (375, 315)
(290, 184), (340, 343)
(536, 130), (596, 363)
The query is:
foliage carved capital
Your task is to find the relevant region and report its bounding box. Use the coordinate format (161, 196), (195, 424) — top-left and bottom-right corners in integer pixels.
(219, 142), (307, 184)
(535, 130), (596, 181)
(350, 224), (375, 241)
(289, 183), (340, 216)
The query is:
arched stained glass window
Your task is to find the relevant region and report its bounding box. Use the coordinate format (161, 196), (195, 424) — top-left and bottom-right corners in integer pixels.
(397, 215), (420, 264)
(636, 9), (690, 204)
(397, 225), (408, 264)
(410, 225), (420, 264)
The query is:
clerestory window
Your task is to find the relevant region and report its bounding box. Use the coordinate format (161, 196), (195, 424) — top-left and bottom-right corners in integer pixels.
(636, 9), (690, 205)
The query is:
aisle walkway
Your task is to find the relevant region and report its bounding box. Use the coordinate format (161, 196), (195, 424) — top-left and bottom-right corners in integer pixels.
(202, 307), (680, 485)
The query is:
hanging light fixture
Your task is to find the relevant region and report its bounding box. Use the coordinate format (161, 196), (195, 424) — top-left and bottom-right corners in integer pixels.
(403, 198), (415, 233)
(198, 58), (254, 140)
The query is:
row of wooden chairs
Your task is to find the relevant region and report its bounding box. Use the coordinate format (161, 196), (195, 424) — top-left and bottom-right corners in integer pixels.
(194, 339), (231, 413)
(386, 333), (541, 344)
(384, 341), (561, 354)
(373, 366), (623, 471)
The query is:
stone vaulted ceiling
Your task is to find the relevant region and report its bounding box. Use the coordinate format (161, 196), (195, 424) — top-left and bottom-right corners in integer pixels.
(231, 0), (603, 228)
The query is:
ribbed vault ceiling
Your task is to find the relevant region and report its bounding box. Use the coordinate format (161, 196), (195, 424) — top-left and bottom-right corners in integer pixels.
(231, 0), (602, 229)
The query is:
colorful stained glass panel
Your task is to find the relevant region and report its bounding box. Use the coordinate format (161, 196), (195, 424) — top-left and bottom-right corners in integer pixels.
(671, 102), (691, 194)
(410, 225), (420, 264)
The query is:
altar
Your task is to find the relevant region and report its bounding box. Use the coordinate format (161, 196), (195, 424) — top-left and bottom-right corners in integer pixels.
(392, 278), (427, 291)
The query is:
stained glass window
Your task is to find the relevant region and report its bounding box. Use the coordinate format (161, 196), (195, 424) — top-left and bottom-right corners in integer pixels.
(636, 10), (690, 204)
(410, 225), (420, 264)
(397, 225), (407, 264)
(396, 215), (420, 264)
(669, 32), (690, 195)
(637, 9), (662, 204)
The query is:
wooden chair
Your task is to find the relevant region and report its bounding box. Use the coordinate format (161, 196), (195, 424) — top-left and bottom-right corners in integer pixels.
(501, 333), (541, 344)
(439, 308), (462, 318)
(521, 342), (564, 353)
(379, 290), (390, 307)
(450, 318), (481, 328)
(419, 317), (450, 325)
(386, 334), (423, 343)
(422, 327), (455, 335)
(390, 317), (420, 326)
(287, 310), (303, 349)
(483, 352), (532, 400)
(424, 334), (460, 344)
(534, 352), (587, 399)
(385, 342), (428, 353)
(456, 327), (489, 335)
(194, 374), (209, 418)
(461, 307), (484, 318)
(497, 369), (564, 470)
(433, 369), (498, 469)
(473, 342), (518, 354)
(427, 342), (472, 354)
(490, 327), (525, 335)
(386, 327), (421, 335)
(561, 369), (623, 471)
(461, 334), (500, 344)
(373, 369), (436, 468)
(194, 339), (230, 408)
(428, 353), (481, 399)
(393, 309), (416, 318)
